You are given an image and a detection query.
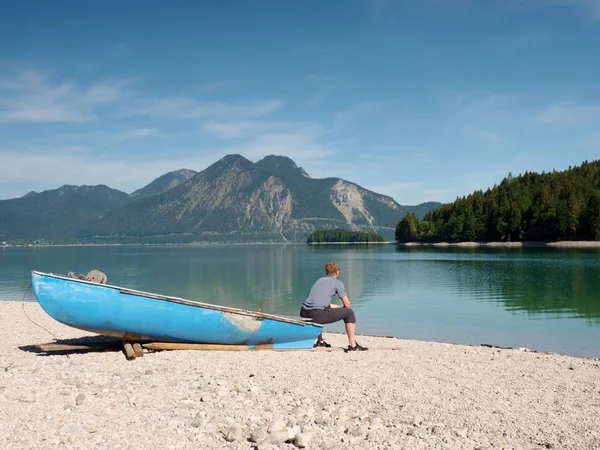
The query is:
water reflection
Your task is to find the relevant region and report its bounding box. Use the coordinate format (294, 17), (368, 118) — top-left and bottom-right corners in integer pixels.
(0, 245), (371, 317)
(2, 245), (600, 357)
(401, 248), (600, 324)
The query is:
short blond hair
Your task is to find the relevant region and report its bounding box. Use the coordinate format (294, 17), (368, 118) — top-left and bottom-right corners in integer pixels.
(325, 261), (339, 276)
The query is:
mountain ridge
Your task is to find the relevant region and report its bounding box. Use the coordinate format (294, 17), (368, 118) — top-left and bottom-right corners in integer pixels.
(0, 154), (442, 243)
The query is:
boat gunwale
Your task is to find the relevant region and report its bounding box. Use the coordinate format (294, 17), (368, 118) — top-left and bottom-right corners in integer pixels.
(31, 270), (322, 328)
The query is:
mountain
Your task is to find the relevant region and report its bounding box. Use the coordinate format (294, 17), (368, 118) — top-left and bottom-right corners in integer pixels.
(0, 185), (130, 241)
(0, 154), (441, 243)
(130, 169), (197, 200)
(83, 154), (436, 243)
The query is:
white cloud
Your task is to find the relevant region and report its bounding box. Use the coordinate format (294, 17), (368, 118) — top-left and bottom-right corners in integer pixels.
(0, 69), (133, 122)
(116, 97), (284, 120)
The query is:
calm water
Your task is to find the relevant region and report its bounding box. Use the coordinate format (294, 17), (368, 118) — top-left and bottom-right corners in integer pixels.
(2, 245), (600, 358)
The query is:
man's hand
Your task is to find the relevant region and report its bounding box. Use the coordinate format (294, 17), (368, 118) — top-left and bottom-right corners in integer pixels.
(340, 296), (351, 308)
(327, 304), (341, 309)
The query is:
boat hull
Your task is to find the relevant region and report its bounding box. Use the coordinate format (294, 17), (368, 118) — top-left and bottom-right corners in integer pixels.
(31, 271), (322, 349)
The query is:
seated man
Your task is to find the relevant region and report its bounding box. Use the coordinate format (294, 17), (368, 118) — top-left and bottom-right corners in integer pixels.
(300, 261), (368, 351)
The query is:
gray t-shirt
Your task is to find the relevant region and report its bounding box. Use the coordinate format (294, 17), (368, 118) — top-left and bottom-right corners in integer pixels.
(301, 276), (347, 310)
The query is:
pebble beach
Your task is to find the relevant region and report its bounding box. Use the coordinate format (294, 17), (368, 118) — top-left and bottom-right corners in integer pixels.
(1, 301), (599, 450)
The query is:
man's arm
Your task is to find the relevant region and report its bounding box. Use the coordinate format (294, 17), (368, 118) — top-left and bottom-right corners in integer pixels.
(340, 295), (351, 308)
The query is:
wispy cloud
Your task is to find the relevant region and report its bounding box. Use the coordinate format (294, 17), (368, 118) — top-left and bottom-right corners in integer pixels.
(307, 73), (336, 82)
(305, 70), (338, 107)
(547, 0), (600, 21)
(205, 120), (334, 161)
(122, 128), (165, 139)
(204, 120), (322, 139)
(333, 102), (386, 128)
(535, 103), (600, 125)
(462, 125), (505, 143)
(0, 146), (221, 197)
(0, 69), (133, 122)
(204, 121), (291, 138)
(238, 131), (335, 161)
(580, 132), (600, 150)
(509, 0), (600, 22)
(116, 97), (284, 120)
(364, 181), (449, 205)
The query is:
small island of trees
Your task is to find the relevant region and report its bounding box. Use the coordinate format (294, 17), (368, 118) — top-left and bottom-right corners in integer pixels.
(396, 160), (600, 243)
(307, 229), (386, 244)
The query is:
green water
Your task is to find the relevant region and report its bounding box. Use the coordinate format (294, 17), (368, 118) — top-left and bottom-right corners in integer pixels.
(2, 244), (600, 358)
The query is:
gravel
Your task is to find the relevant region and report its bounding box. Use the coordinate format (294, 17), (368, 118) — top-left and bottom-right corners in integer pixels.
(1, 301), (599, 449)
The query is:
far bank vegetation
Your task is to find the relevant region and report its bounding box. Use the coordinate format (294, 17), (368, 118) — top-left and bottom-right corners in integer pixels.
(396, 160), (600, 243)
(307, 229), (386, 244)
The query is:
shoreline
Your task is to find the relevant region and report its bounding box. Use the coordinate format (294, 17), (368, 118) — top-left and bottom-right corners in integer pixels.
(2, 302), (600, 449)
(3, 299), (598, 361)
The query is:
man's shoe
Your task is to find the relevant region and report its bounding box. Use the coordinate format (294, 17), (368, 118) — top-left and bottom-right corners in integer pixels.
(314, 340), (332, 348)
(347, 342), (368, 351)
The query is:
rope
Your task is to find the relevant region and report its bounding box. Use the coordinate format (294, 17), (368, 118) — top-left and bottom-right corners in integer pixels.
(20, 269), (106, 342)
(21, 284), (58, 340)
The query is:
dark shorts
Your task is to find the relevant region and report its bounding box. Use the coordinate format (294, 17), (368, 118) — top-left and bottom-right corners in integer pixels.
(300, 307), (356, 325)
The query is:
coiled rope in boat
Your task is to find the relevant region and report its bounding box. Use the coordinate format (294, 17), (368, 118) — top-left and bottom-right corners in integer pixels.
(67, 269), (107, 284)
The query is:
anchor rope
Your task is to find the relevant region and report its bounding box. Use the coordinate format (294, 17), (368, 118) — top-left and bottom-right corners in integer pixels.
(21, 284), (58, 340)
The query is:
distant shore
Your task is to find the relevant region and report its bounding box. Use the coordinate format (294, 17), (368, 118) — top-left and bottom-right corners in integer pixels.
(398, 240), (600, 248)
(3, 240), (600, 248)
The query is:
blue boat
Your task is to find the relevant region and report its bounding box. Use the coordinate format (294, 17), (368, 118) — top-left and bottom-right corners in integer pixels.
(31, 271), (323, 349)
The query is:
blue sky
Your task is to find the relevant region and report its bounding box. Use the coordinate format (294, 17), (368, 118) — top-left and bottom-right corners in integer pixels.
(0, 0), (599, 204)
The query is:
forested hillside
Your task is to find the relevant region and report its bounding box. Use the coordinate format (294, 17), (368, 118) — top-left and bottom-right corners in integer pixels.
(396, 160), (600, 242)
(307, 229), (386, 243)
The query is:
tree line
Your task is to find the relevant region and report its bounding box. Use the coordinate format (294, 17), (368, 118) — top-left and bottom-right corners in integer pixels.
(307, 229), (386, 243)
(396, 160), (600, 242)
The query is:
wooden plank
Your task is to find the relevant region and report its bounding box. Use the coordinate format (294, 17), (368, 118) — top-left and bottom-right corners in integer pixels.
(34, 341), (122, 352)
(143, 342), (266, 351)
(142, 342), (402, 352)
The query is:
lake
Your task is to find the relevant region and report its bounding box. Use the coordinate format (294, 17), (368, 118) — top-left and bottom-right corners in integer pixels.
(2, 244), (599, 358)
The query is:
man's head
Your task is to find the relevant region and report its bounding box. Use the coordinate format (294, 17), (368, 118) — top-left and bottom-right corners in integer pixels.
(325, 261), (340, 276)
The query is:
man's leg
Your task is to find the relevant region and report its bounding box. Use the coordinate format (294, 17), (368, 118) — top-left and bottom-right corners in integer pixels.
(322, 308), (359, 347)
(345, 322), (356, 347)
